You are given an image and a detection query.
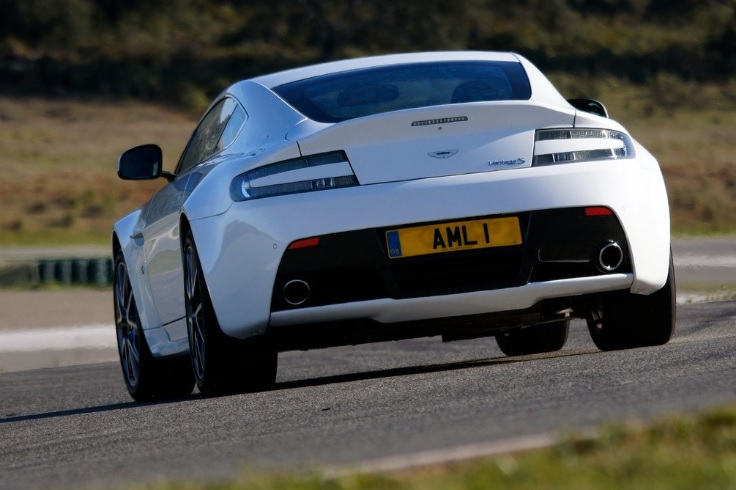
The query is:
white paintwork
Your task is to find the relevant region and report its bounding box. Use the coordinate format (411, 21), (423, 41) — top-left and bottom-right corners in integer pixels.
(297, 103), (575, 184)
(113, 51), (672, 356)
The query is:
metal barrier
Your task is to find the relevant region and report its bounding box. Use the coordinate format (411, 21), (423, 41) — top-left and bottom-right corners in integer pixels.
(36, 257), (113, 287)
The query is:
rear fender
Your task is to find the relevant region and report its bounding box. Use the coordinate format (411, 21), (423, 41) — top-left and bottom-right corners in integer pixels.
(112, 210), (163, 334)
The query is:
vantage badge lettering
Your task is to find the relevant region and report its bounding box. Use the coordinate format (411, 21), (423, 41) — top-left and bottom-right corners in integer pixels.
(489, 157), (526, 168)
(386, 216), (522, 259)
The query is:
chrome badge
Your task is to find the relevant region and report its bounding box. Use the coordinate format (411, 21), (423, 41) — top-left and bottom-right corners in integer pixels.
(489, 157), (526, 168)
(428, 149), (459, 159)
(412, 116), (468, 127)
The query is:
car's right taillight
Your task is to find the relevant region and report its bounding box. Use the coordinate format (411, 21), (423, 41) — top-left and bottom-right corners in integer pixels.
(532, 128), (635, 166)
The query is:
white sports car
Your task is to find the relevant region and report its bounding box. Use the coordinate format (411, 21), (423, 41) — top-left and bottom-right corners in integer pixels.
(114, 51), (675, 401)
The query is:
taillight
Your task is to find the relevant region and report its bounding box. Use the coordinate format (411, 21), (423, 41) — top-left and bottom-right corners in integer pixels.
(288, 237), (320, 250)
(584, 206), (614, 217)
(230, 151), (358, 201)
(532, 128), (635, 166)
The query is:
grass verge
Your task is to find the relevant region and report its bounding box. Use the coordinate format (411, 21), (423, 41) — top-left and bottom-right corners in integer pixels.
(140, 407), (736, 489)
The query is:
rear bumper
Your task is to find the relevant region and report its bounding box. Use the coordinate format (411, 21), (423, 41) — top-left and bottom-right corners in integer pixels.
(267, 206), (636, 350)
(267, 274), (633, 351)
(270, 274), (633, 327)
(271, 207), (632, 311)
(189, 157), (669, 340)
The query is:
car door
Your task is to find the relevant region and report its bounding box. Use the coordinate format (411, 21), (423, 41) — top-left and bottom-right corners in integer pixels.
(143, 97), (245, 326)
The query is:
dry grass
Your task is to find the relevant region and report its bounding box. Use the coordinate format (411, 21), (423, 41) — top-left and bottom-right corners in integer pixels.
(0, 83), (734, 245)
(0, 96), (192, 244)
(609, 81), (736, 234)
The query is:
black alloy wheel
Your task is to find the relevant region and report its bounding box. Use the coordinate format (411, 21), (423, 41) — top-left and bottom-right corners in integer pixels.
(183, 230), (278, 396)
(587, 252), (676, 351)
(114, 250), (194, 401)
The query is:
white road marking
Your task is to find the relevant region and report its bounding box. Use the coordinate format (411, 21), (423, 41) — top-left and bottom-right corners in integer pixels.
(0, 324), (115, 352)
(676, 255), (736, 268)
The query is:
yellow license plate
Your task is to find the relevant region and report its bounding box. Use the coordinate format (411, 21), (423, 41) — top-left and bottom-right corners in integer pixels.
(386, 217), (522, 259)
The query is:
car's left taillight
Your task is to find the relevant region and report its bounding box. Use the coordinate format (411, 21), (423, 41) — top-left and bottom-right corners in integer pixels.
(532, 128), (635, 166)
(230, 150), (358, 201)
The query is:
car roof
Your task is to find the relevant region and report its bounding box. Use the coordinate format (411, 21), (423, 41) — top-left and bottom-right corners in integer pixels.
(251, 51), (522, 89)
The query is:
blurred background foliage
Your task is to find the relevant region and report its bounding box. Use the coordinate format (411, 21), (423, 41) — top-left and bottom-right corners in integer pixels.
(1, 0), (734, 109)
(0, 0), (735, 240)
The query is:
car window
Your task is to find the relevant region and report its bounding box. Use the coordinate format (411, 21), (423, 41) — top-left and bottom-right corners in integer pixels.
(273, 61), (532, 123)
(217, 104), (246, 152)
(177, 97), (246, 174)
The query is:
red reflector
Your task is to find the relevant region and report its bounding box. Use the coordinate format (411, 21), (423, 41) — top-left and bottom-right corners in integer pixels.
(585, 207), (614, 217)
(288, 237), (320, 250)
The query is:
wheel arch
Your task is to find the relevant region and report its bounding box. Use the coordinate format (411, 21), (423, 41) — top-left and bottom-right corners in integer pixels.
(179, 214), (193, 250)
(112, 231), (122, 259)
(179, 213), (219, 329)
(112, 210), (163, 335)
(180, 212), (272, 340)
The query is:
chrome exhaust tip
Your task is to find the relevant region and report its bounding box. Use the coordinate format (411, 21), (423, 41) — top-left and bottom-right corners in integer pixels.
(283, 279), (310, 306)
(598, 241), (624, 272)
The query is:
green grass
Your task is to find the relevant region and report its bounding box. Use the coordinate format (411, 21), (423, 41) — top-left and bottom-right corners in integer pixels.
(123, 407), (736, 489)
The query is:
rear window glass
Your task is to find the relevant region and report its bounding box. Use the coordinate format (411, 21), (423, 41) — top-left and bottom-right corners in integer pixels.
(273, 61), (532, 123)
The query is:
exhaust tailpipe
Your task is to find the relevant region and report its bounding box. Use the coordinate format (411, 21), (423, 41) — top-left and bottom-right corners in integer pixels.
(598, 241), (623, 272)
(283, 279), (310, 306)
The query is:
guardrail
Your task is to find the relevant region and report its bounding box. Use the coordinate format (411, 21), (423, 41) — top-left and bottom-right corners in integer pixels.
(0, 257), (113, 288)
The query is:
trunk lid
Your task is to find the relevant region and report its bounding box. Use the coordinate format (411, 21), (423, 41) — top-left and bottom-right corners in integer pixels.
(292, 103), (576, 185)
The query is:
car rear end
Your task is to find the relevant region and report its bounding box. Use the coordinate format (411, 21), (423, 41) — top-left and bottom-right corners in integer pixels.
(189, 54), (670, 345)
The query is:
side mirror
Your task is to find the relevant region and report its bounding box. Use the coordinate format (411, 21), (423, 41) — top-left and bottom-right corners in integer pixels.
(118, 144), (173, 181)
(567, 98), (609, 118)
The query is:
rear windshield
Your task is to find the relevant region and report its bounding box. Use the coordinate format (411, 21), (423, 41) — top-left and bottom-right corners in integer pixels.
(273, 61), (532, 123)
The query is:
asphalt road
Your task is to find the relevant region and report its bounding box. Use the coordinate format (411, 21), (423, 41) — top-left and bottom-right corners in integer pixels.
(1, 300), (736, 489)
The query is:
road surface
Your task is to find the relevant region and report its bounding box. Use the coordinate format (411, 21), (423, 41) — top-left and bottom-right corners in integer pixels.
(1, 301), (735, 489)
(0, 237), (734, 489)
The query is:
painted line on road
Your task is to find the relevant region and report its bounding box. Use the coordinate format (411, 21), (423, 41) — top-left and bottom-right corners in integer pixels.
(676, 255), (736, 268)
(0, 324), (115, 352)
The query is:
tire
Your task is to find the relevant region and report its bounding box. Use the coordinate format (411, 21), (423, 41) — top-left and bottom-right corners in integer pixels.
(114, 250), (194, 402)
(587, 252), (676, 351)
(183, 230), (277, 396)
(495, 319), (570, 356)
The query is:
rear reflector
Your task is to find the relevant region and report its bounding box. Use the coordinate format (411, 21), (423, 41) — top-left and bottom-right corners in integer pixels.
(585, 207), (614, 217)
(288, 237), (320, 250)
